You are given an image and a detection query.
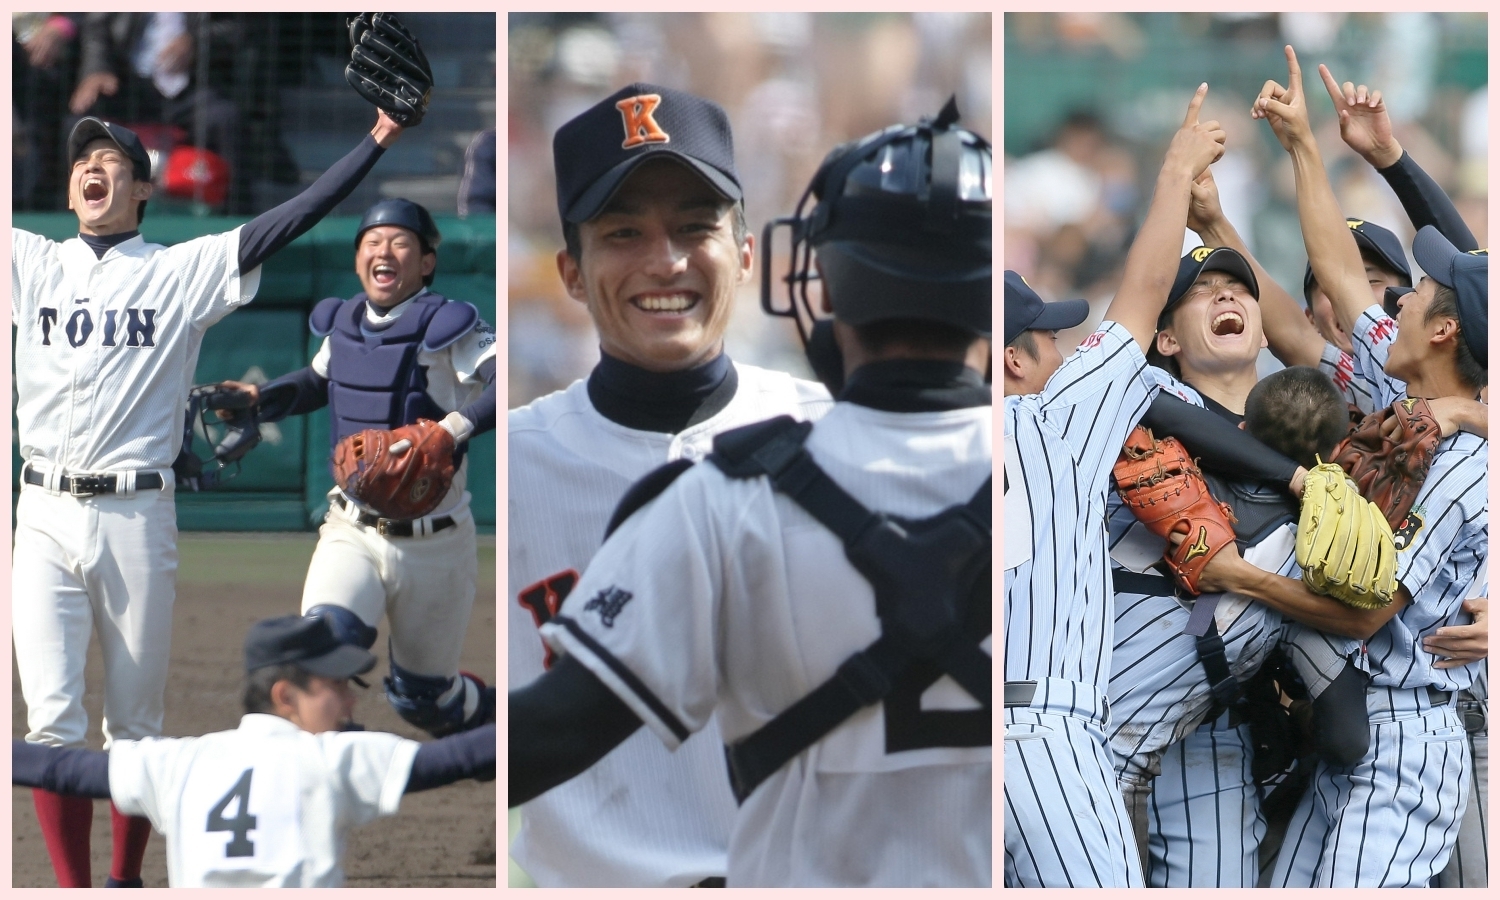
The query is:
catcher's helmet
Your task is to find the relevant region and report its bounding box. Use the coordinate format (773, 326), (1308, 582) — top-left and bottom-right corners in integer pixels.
(763, 96), (992, 349)
(357, 198), (442, 251)
(356, 198), (441, 285)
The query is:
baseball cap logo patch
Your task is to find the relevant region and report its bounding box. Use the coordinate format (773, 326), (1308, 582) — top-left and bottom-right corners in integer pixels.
(1347, 219), (1364, 229)
(616, 94), (670, 149)
(1191, 246), (1213, 262)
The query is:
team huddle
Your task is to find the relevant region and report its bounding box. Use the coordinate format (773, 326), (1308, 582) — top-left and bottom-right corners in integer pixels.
(1004, 47), (1487, 888)
(11, 15), (494, 888)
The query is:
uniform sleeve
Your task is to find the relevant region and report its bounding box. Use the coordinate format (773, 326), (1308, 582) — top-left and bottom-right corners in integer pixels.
(310, 337), (332, 378)
(539, 466), (738, 750)
(1317, 341), (1376, 416)
(1037, 320), (1157, 501)
(1393, 441), (1489, 601)
(1349, 305), (1407, 408)
(108, 738), (186, 830)
(11, 229), (51, 327)
(447, 317), (498, 383)
(324, 732), (421, 826)
(167, 226), (263, 329)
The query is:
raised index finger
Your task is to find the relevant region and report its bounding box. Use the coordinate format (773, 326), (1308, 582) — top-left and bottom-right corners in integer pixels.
(1317, 63), (1345, 108)
(1183, 82), (1208, 127)
(1284, 45), (1302, 91)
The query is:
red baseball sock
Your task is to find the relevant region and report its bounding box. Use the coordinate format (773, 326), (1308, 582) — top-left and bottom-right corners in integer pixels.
(32, 788), (93, 887)
(110, 803), (152, 882)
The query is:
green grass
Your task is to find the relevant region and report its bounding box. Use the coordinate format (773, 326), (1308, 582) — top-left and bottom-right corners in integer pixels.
(175, 532), (496, 587)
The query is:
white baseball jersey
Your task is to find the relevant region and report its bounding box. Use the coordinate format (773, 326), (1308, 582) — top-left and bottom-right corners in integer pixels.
(12, 227), (261, 471)
(311, 288), (496, 518)
(1270, 304), (1484, 887)
(540, 399), (991, 887)
(1004, 320), (1154, 889)
(508, 363), (829, 887)
(109, 714), (419, 887)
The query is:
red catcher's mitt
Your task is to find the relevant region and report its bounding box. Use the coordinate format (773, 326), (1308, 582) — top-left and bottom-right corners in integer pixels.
(1330, 397), (1441, 530)
(334, 419), (455, 520)
(1113, 426), (1238, 595)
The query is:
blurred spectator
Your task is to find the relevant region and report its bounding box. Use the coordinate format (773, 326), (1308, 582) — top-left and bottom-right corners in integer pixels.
(13, 13), (81, 210)
(459, 128), (496, 217)
(70, 13), (239, 208)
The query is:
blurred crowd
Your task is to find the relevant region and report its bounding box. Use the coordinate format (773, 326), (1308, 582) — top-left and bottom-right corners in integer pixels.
(1004, 12), (1486, 360)
(507, 12), (992, 408)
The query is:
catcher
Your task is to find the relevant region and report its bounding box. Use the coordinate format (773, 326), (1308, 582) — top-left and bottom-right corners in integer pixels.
(219, 193), (496, 738)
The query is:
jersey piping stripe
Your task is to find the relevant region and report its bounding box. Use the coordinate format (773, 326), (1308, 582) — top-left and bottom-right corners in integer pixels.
(554, 615), (691, 743)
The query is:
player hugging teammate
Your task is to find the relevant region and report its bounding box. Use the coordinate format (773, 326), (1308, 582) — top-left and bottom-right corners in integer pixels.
(1005, 46), (1487, 889)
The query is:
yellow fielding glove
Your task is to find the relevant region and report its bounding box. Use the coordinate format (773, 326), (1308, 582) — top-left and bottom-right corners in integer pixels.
(1296, 460), (1397, 610)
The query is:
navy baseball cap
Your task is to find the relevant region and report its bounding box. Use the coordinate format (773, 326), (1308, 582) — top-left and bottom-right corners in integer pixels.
(1160, 246), (1259, 328)
(244, 615), (377, 679)
(553, 83), (742, 225)
(67, 117), (152, 182)
(1302, 218), (1411, 304)
(1004, 270), (1089, 346)
(1412, 225), (1487, 368)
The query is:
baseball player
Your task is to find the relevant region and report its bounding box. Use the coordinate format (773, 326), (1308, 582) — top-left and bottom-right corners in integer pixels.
(512, 100), (991, 887)
(1003, 85), (1225, 888)
(218, 197), (496, 739)
(1195, 45), (1488, 885)
(11, 49), (420, 883)
(11, 614), (494, 887)
(506, 84), (829, 886)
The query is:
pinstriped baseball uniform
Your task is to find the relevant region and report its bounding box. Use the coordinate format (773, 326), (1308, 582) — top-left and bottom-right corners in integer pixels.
(1271, 304), (1487, 887)
(1145, 712), (1264, 888)
(507, 364), (829, 886)
(12, 227), (260, 750)
(1439, 572), (1487, 888)
(1317, 340), (1376, 416)
(1004, 320), (1153, 888)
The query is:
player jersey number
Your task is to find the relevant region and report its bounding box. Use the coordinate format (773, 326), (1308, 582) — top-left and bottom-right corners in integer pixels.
(517, 570), (579, 669)
(206, 769), (257, 857)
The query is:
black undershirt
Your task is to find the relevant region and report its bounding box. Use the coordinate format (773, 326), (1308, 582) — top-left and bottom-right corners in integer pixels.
(586, 351), (737, 434)
(841, 360), (991, 413)
(79, 230), (140, 259)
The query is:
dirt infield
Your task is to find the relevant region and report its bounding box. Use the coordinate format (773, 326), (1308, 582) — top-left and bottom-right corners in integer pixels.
(11, 531), (497, 888)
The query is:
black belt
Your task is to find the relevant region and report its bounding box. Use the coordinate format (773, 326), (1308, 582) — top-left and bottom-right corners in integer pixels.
(691, 877), (726, 888)
(333, 494), (454, 537)
(1004, 681), (1037, 708)
(1427, 686), (1453, 706)
(23, 468), (163, 497)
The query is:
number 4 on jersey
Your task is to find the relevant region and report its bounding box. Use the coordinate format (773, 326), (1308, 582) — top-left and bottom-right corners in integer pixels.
(206, 768), (257, 858)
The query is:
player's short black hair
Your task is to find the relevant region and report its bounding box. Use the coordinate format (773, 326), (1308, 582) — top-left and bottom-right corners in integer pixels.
(851, 318), (978, 358)
(1007, 329), (1039, 361)
(1244, 366), (1350, 469)
(562, 199), (748, 263)
(242, 663), (317, 716)
(1425, 283), (1487, 390)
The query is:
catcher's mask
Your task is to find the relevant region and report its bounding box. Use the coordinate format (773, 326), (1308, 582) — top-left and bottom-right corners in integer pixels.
(356, 198), (442, 286)
(761, 96), (992, 392)
(173, 384), (262, 491)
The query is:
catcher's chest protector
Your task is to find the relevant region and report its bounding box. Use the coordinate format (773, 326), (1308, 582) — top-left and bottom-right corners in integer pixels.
(705, 416), (992, 802)
(314, 292), (470, 466)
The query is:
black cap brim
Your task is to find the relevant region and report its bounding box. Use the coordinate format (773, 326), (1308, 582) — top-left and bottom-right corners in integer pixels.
(67, 117), (150, 182)
(565, 152), (741, 224)
(1027, 297), (1090, 333)
(297, 643), (377, 680)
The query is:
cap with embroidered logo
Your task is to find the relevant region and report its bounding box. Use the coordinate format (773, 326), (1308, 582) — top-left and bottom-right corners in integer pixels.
(1412, 225), (1487, 368)
(1302, 218), (1411, 304)
(553, 82), (742, 225)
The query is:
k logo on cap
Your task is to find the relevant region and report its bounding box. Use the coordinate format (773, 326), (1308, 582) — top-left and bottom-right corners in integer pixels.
(617, 94), (670, 149)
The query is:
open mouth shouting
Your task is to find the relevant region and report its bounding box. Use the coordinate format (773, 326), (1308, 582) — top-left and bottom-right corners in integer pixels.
(631, 291), (700, 315)
(370, 263), (399, 289)
(1210, 310), (1245, 337)
(81, 175), (109, 207)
